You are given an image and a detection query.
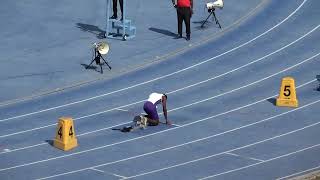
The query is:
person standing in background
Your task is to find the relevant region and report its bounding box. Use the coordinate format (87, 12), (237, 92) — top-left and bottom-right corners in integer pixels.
(110, 0), (123, 21)
(172, 0), (193, 40)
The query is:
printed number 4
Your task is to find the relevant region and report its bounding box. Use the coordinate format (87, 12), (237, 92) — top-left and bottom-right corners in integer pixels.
(284, 85), (291, 96)
(69, 126), (74, 136)
(58, 127), (62, 139)
(58, 126), (74, 139)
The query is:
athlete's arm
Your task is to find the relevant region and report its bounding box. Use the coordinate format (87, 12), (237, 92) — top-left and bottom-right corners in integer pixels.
(162, 96), (171, 125)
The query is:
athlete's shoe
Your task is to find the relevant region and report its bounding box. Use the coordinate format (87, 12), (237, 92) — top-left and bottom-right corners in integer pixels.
(139, 115), (148, 129)
(133, 116), (141, 125)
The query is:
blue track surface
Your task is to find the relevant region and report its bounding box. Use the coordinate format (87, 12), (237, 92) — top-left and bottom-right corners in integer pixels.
(1, 0), (320, 179)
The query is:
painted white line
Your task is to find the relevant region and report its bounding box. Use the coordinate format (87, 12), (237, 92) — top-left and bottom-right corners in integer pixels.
(199, 144), (320, 180)
(0, 0), (306, 123)
(277, 165), (320, 180)
(38, 97), (320, 180)
(225, 152), (265, 162)
(115, 108), (130, 112)
(0, 143), (46, 155)
(90, 168), (104, 173)
(109, 173), (127, 179)
(171, 123), (181, 127)
(81, 167), (129, 179)
(81, 166), (129, 178)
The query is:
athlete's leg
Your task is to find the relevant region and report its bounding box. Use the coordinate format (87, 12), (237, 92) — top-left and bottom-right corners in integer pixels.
(145, 117), (159, 126)
(143, 101), (160, 126)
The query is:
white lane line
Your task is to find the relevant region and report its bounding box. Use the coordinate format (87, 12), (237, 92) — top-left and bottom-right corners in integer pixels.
(90, 168), (104, 173)
(1, 48), (318, 155)
(109, 173), (127, 179)
(225, 152), (265, 162)
(115, 108), (130, 112)
(1, 42), (319, 141)
(277, 165), (320, 180)
(199, 144), (320, 180)
(90, 168), (128, 179)
(37, 97), (320, 180)
(0, 143), (45, 155)
(0, 0), (306, 123)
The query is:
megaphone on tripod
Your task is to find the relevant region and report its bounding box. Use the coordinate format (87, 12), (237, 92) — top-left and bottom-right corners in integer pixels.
(86, 42), (112, 74)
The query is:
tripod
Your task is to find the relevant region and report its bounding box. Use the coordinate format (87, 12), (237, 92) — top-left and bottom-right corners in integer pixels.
(87, 47), (112, 74)
(201, 8), (221, 29)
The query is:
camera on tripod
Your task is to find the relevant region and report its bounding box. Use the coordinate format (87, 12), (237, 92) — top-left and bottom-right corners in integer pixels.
(201, 0), (224, 28)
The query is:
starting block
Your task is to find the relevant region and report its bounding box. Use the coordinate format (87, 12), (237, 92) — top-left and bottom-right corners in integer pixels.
(276, 77), (298, 108)
(53, 117), (78, 151)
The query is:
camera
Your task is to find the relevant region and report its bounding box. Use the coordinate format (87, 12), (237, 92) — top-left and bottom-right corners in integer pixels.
(201, 0), (223, 28)
(206, 0), (224, 11)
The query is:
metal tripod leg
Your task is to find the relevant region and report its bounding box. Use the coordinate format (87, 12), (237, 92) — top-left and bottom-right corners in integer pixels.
(201, 11), (213, 28)
(201, 9), (222, 29)
(97, 54), (112, 74)
(86, 58), (96, 69)
(86, 48), (99, 69)
(212, 11), (221, 29)
(100, 55), (112, 70)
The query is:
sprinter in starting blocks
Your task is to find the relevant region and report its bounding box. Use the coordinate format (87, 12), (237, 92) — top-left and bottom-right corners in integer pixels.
(120, 115), (148, 132)
(119, 92), (172, 132)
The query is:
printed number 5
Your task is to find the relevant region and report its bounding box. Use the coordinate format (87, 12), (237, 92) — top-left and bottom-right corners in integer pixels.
(284, 85), (291, 96)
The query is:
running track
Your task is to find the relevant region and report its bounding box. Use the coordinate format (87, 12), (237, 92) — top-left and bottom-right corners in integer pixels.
(0, 0), (320, 179)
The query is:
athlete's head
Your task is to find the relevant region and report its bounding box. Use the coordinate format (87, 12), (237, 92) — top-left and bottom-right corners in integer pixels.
(163, 93), (168, 100)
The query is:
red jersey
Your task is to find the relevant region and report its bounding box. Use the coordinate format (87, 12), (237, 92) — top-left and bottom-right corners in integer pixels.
(177, 0), (191, 7)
